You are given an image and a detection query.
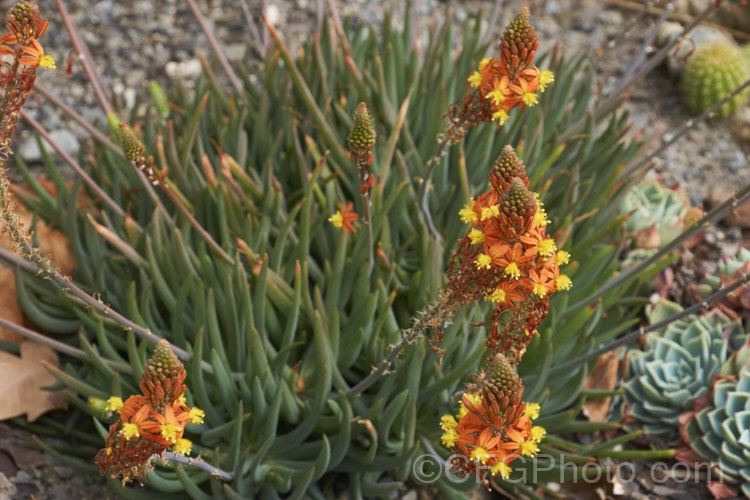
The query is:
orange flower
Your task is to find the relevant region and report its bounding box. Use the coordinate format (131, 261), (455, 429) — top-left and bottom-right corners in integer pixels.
(119, 404), (150, 441)
(142, 404), (188, 445)
(329, 201), (358, 235)
(19, 39), (54, 69)
(523, 268), (554, 298)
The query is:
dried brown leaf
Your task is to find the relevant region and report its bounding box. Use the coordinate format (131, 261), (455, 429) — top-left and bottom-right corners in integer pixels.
(0, 341), (67, 421)
(581, 351), (620, 422)
(0, 180), (76, 341)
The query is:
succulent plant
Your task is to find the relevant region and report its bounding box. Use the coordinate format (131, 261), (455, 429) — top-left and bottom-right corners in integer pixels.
(0, 2), (685, 497)
(620, 179), (690, 250)
(624, 300), (744, 441)
(687, 363), (750, 498)
(692, 246), (750, 322)
(682, 41), (750, 118)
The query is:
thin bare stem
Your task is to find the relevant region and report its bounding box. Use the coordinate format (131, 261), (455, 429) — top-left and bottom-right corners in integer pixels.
(418, 138), (450, 241)
(601, 0), (659, 57)
(598, 0), (750, 42)
(158, 451), (234, 481)
(348, 299), (452, 397)
(568, 181), (750, 312)
(158, 179), (234, 264)
(559, 0), (720, 143)
(0, 315), (132, 374)
(479, 0), (504, 46)
(54, 0), (113, 115)
(19, 109), (126, 219)
(33, 83), (120, 154)
(549, 273), (750, 376)
(237, 0), (265, 54)
(0, 245), (218, 375)
(185, 0), (243, 95)
(624, 77), (750, 177)
(620, 0), (677, 84)
(362, 190), (374, 270)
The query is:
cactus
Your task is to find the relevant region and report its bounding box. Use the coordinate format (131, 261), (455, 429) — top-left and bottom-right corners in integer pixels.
(0, 2), (685, 497)
(682, 42), (750, 118)
(624, 300), (745, 441)
(686, 362), (750, 498)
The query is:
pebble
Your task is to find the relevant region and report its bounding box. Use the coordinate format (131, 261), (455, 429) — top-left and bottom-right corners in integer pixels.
(165, 59), (203, 82)
(19, 129), (79, 163)
(0, 473), (16, 500)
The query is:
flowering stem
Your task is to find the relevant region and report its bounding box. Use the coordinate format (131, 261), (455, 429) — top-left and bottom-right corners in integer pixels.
(347, 298), (453, 397)
(158, 451), (234, 481)
(548, 273), (750, 376)
(418, 138), (450, 241)
(0, 315), (132, 373)
(0, 245), (219, 376)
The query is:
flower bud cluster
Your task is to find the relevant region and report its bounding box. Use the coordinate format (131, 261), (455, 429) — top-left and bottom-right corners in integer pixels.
(96, 340), (205, 485)
(443, 8), (554, 143)
(444, 145), (571, 363)
(440, 354), (546, 483)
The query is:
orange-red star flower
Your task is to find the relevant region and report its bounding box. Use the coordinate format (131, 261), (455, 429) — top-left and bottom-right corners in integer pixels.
(19, 39), (55, 69)
(329, 201), (358, 235)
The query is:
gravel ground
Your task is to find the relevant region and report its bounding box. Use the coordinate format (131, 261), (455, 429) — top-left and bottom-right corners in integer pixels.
(1, 0), (748, 498)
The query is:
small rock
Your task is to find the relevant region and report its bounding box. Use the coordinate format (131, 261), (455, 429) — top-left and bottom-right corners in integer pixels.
(401, 491), (417, 500)
(598, 10), (623, 26)
(19, 129), (79, 163)
(165, 59), (202, 81)
(265, 4), (281, 25)
(0, 473), (16, 500)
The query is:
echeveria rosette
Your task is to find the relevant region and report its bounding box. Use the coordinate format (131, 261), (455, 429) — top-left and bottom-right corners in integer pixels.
(687, 366), (750, 498)
(624, 309), (741, 442)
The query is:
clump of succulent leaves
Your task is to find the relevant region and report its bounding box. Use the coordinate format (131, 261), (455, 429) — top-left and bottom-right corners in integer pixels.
(691, 246), (750, 323)
(685, 345), (750, 498)
(4, 5), (676, 498)
(618, 179), (695, 267)
(624, 299), (746, 443)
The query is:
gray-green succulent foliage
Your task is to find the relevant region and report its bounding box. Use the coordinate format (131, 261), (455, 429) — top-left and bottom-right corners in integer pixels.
(625, 301), (744, 441)
(688, 362), (750, 498)
(618, 179), (690, 267)
(1, 5), (678, 499)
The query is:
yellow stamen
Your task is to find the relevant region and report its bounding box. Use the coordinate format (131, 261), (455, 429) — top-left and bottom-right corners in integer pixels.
(468, 228), (485, 245)
(556, 275), (573, 291)
(504, 262), (520, 280)
(475, 253), (492, 270)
